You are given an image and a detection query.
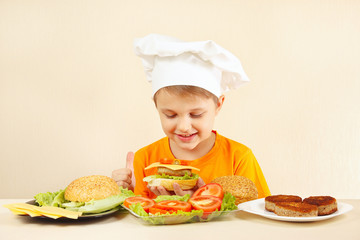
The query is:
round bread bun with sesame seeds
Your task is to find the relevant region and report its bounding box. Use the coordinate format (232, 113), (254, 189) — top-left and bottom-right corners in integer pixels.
(211, 175), (258, 204)
(64, 175), (121, 202)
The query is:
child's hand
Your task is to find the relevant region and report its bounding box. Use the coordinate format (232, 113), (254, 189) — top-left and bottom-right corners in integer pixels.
(148, 185), (171, 196)
(173, 178), (206, 197)
(148, 178), (205, 197)
(111, 152), (135, 191)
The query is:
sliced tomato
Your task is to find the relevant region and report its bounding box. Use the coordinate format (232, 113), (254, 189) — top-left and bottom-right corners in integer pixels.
(149, 207), (174, 215)
(123, 197), (155, 213)
(154, 200), (192, 212)
(159, 158), (175, 164)
(192, 183), (224, 199)
(159, 158), (190, 166)
(189, 195), (222, 219)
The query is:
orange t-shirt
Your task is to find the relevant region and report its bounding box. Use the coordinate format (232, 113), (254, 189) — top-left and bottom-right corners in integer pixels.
(133, 131), (271, 199)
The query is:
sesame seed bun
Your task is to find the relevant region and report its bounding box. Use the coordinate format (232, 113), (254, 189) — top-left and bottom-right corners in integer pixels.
(64, 175), (121, 202)
(211, 175), (258, 204)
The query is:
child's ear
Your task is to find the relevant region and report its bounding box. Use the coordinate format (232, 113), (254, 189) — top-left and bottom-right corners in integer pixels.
(215, 95), (225, 114)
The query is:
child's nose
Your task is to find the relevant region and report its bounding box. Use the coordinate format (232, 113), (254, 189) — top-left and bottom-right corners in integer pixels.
(177, 117), (191, 132)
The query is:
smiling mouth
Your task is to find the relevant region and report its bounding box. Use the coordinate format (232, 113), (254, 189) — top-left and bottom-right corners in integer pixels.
(177, 133), (197, 142)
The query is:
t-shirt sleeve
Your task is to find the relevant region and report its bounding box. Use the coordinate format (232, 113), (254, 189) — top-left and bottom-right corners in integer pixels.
(133, 150), (150, 198)
(234, 149), (271, 198)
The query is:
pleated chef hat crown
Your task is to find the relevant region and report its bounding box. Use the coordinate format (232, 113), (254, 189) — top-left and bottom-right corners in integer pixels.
(133, 34), (250, 97)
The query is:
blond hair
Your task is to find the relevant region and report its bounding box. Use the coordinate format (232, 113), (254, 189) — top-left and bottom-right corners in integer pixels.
(153, 85), (219, 106)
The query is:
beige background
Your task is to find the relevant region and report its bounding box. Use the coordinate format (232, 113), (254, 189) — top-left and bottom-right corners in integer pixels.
(0, 0), (359, 199)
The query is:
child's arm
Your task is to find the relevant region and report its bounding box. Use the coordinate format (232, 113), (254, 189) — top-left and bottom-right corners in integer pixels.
(111, 152), (136, 191)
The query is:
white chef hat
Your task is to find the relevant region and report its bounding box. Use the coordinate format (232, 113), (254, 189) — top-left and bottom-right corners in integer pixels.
(133, 34), (250, 97)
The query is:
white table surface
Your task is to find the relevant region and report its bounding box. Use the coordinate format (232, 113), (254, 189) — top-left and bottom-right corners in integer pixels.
(1, 199), (359, 240)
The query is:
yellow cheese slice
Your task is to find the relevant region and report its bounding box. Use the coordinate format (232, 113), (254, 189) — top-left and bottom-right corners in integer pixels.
(3, 203), (82, 219)
(3, 203), (42, 217)
(39, 206), (82, 219)
(8, 208), (27, 215)
(9, 208), (39, 216)
(145, 162), (200, 171)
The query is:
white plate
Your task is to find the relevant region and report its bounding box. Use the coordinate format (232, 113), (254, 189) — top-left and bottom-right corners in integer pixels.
(238, 198), (353, 222)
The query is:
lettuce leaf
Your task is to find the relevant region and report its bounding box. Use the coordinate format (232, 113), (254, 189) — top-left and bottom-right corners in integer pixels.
(197, 192), (238, 222)
(67, 187), (136, 214)
(34, 187), (135, 214)
(154, 194), (190, 202)
(34, 189), (66, 207)
(220, 192), (238, 211)
(143, 173), (199, 182)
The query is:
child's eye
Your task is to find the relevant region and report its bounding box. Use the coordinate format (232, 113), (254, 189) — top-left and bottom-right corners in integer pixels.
(165, 114), (177, 119)
(190, 113), (203, 118)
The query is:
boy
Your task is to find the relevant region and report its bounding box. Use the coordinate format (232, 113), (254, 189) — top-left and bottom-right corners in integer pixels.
(112, 34), (270, 199)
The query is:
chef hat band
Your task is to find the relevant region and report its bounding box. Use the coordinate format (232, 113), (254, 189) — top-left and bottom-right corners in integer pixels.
(134, 34), (250, 98)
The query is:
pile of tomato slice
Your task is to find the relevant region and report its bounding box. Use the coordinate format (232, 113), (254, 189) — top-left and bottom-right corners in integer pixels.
(123, 183), (224, 219)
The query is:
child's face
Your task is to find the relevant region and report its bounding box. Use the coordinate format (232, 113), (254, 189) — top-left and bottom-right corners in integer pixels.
(155, 89), (224, 155)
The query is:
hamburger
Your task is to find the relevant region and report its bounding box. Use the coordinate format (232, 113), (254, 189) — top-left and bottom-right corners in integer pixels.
(64, 175), (121, 202)
(143, 159), (200, 191)
(211, 175), (258, 204)
(34, 175), (134, 214)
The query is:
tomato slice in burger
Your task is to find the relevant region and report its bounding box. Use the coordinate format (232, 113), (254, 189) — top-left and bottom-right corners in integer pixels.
(159, 158), (190, 166)
(159, 158), (175, 164)
(123, 197), (155, 213)
(192, 183), (224, 199)
(154, 200), (192, 212)
(189, 195), (222, 218)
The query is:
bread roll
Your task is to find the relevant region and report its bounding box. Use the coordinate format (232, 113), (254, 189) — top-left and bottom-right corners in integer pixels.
(211, 175), (258, 204)
(65, 175), (121, 202)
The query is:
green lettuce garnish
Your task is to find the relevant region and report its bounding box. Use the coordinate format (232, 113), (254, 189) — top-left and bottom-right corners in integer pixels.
(220, 192), (237, 211)
(34, 187), (135, 214)
(199, 192), (238, 222)
(154, 194), (191, 202)
(34, 189), (65, 207)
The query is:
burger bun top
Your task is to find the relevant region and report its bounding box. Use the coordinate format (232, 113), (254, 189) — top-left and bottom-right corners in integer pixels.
(64, 175), (121, 202)
(211, 175), (258, 204)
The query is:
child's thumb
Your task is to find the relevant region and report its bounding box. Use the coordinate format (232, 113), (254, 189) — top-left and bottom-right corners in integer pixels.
(126, 151), (136, 189)
(125, 151), (135, 171)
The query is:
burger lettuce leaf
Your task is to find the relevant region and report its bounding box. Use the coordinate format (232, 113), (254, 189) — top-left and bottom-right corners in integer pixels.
(143, 173), (199, 182)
